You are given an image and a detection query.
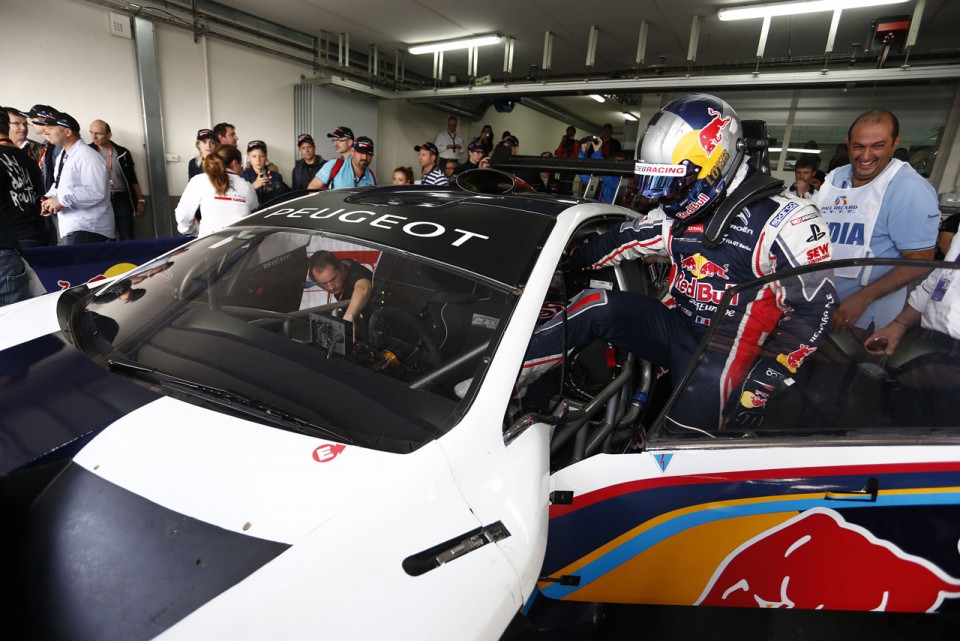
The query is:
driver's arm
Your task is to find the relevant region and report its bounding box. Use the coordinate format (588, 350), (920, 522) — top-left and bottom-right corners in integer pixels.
(342, 278), (372, 323)
(568, 212), (670, 271)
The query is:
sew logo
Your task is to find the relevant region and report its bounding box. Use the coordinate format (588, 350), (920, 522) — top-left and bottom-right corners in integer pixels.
(806, 243), (831, 264)
(312, 443), (346, 463)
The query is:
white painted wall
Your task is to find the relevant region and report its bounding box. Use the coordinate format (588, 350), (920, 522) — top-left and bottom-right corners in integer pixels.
(157, 26), (314, 195)
(4, 0), (144, 172)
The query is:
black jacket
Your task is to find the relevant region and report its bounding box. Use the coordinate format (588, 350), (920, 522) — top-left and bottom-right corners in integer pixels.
(89, 141), (141, 211)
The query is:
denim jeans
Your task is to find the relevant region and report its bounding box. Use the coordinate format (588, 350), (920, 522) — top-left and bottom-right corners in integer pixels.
(111, 192), (135, 241)
(0, 248), (30, 308)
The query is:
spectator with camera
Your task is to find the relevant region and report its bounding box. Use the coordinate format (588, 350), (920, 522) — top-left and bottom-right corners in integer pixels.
(241, 140), (289, 204)
(599, 123), (622, 158)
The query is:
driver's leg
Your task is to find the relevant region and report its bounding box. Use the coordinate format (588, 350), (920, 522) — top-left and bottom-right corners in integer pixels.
(519, 289), (681, 385)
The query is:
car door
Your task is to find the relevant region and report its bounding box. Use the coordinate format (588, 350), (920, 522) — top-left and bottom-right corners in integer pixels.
(541, 258), (960, 615)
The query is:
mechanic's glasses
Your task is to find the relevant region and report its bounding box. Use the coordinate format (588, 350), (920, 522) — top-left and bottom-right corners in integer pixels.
(636, 160), (701, 200)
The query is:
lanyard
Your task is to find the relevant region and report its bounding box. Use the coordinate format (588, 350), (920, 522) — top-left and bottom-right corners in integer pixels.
(54, 150), (67, 188)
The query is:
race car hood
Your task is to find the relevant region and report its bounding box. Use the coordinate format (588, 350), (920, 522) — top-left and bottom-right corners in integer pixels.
(73, 396), (398, 544)
(7, 394), (525, 640)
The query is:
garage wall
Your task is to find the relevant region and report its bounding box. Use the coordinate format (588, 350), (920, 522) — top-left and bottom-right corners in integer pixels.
(156, 25), (314, 195)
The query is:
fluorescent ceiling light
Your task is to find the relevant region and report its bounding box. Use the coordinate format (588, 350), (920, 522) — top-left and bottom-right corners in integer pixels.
(622, 112), (638, 121)
(408, 34), (502, 55)
(769, 147), (823, 153)
(589, 94), (606, 103)
(718, 0), (909, 21)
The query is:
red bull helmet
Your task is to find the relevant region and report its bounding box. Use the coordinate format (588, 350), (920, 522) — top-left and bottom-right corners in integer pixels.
(636, 94), (744, 224)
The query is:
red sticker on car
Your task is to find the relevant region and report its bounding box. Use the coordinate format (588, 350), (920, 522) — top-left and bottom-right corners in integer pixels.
(312, 443), (346, 463)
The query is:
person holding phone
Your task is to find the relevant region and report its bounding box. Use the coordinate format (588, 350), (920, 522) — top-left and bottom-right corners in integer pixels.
(865, 233), (960, 357)
(241, 140), (289, 204)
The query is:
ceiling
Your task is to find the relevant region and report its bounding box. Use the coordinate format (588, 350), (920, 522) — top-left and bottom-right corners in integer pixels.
(158, 0), (960, 127)
(221, 0), (959, 80)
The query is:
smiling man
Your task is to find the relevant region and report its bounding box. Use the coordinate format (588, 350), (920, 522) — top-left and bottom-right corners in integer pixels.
(816, 109), (940, 330)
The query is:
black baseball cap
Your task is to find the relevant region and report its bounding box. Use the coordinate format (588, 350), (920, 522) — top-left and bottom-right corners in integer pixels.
(297, 134), (315, 146)
(467, 140), (483, 152)
(352, 136), (374, 155)
(327, 126), (354, 140)
(247, 140), (268, 153)
(28, 104), (59, 126)
(414, 141), (439, 156)
(54, 112), (81, 133)
(501, 135), (519, 148)
(196, 128), (216, 142)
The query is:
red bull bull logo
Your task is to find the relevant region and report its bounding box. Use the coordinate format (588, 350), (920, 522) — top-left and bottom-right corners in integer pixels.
(777, 345), (817, 373)
(698, 108), (731, 156)
(696, 508), (960, 612)
(680, 254), (729, 280)
(739, 390), (768, 409)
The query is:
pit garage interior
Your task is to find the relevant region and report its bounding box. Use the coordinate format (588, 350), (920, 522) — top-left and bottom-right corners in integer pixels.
(5, 0), (960, 639)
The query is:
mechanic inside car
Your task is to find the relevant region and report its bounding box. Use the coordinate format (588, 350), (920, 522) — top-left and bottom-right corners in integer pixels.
(307, 250), (373, 325)
(519, 94), (838, 432)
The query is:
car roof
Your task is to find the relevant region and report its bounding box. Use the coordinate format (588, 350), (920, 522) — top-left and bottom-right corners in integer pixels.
(235, 186), (575, 287)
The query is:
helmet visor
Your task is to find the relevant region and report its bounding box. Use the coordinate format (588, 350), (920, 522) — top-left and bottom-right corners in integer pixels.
(634, 161), (700, 200)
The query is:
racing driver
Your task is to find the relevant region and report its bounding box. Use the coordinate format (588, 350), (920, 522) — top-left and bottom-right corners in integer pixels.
(521, 94), (837, 431)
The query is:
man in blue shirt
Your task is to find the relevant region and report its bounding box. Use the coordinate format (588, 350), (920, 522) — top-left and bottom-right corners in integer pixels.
(816, 109), (940, 330)
(314, 136), (377, 190)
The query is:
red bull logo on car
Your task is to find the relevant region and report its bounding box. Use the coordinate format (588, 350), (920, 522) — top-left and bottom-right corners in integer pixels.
(698, 108), (731, 156)
(697, 508), (960, 612)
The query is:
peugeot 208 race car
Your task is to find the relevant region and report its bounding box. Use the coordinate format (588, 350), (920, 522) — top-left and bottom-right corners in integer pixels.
(4, 179), (960, 639)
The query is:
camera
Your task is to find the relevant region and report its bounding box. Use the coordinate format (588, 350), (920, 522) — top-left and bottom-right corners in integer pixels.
(579, 136), (600, 145)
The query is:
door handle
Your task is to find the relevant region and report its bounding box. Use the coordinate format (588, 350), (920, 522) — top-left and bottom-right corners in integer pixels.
(824, 477), (879, 502)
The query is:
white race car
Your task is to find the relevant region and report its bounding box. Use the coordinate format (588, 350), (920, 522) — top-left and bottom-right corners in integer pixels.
(3, 176), (960, 639)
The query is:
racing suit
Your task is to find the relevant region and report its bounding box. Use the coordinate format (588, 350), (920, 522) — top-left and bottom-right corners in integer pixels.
(522, 194), (837, 430)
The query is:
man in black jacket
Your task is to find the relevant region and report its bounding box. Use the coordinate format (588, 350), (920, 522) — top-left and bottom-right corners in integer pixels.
(89, 119), (144, 240)
(291, 134), (324, 190)
(0, 110), (41, 306)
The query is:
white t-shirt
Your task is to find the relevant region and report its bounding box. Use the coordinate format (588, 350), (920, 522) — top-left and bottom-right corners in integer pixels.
(175, 170), (259, 237)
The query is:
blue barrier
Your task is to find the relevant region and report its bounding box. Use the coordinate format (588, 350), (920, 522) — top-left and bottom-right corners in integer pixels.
(22, 237), (192, 293)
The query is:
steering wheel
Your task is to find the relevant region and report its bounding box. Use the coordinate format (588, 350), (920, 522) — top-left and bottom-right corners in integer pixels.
(368, 307), (442, 373)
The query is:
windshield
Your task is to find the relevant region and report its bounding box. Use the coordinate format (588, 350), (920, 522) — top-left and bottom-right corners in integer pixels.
(70, 228), (518, 453)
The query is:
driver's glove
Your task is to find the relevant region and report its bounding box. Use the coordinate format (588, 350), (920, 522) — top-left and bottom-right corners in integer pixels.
(723, 356), (793, 430)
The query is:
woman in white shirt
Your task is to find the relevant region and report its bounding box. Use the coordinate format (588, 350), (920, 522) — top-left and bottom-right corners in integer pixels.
(175, 144), (258, 237)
